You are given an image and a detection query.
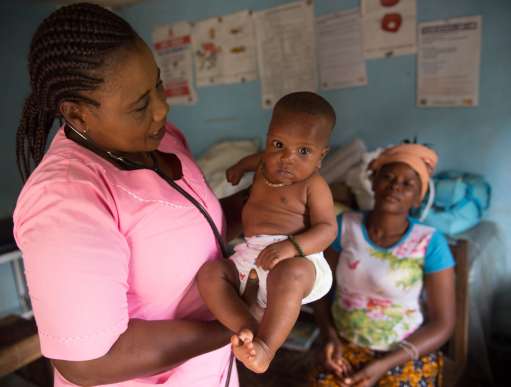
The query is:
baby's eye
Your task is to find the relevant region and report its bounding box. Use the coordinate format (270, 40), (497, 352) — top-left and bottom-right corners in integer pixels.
(272, 140), (283, 149)
(298, 147), (311, 155)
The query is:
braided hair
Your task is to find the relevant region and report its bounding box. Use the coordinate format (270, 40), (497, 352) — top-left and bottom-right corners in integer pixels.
(16, 2), (138, 181)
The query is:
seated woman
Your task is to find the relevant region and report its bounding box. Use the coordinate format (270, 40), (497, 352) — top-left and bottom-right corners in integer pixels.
(311, 144), (455, 387)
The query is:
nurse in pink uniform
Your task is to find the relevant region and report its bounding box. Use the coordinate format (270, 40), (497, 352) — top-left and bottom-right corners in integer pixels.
(13, 3), (254, 386)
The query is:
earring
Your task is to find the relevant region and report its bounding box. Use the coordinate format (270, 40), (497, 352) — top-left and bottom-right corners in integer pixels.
(66, 120), (88, 141)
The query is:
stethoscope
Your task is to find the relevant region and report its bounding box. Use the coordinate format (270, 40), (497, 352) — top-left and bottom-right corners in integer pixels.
(64, 122), (234, 386)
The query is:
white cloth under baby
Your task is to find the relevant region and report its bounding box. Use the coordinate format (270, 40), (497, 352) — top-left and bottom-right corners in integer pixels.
(231, 235), (332, 308)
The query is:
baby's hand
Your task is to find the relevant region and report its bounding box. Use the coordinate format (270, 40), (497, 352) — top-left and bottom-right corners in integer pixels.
(226, 163), (245, 185)
(256, 240), (297, 270)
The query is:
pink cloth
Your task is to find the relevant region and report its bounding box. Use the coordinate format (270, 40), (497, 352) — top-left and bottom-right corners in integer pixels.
(13, 123), (238, 387)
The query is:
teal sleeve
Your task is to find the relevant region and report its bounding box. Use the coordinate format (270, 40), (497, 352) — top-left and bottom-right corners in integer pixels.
(331, 214), (343, 253)
(424, 230), (455, 273)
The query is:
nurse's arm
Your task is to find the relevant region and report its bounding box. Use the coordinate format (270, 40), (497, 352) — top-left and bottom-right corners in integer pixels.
(52, 319), (230, 386)
(220, 187), (250, 241)
(52, 276), (259, 386)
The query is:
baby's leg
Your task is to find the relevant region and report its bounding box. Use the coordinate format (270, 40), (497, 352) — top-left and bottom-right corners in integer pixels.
(233, 257), (315, 373)
(197, 259), (258, 334)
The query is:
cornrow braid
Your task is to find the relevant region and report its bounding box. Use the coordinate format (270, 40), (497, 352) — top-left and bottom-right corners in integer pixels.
(16, 2), (138, 181)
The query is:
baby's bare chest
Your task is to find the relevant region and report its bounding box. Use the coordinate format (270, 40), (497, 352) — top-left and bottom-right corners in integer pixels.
(247, 178), (308, 214)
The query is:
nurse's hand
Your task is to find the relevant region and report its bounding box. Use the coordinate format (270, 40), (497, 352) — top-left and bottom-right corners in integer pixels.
(241, 269), (263, 323)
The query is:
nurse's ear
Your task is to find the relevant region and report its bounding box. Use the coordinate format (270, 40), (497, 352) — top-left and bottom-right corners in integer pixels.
(59, 101), (88, 135)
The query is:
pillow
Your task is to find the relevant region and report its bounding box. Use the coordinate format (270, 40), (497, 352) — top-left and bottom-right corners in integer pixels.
(197, 139), (259, 198)
(320, 139), (366, 184)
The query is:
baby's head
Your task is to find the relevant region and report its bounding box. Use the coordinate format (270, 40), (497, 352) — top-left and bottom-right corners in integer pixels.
(263, 92), (336, 186)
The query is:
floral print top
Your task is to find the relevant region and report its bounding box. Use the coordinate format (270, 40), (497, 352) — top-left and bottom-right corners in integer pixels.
(331, 212), (454, 351)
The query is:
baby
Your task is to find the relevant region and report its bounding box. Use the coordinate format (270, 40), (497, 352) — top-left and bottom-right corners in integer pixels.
(197, 91), (337, 373)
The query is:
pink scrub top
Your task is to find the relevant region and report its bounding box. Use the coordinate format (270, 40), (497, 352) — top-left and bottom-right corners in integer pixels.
(13, 123), (237, 387)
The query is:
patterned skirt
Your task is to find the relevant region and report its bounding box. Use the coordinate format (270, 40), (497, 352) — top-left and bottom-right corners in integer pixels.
(309, 340), (443, 387)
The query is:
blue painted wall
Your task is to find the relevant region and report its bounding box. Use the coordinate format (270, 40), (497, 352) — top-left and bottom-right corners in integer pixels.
(0, 1), (54, 314)
(0, 0), (509, 314)
(121, 0), (511, 257)
(0, 2), (55, 218)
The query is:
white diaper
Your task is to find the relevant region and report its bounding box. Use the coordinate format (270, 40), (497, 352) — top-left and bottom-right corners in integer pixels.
(230, 235), (333, 308)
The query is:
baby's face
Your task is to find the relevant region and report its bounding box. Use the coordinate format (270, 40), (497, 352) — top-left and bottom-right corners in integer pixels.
(263, 111), (330, 185)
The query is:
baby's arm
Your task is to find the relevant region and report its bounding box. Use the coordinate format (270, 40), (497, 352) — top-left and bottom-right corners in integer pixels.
(226, 152), (263, 185)
(292, 174), (337, 255)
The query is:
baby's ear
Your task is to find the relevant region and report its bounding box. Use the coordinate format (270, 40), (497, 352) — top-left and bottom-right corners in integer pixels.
(317, 147), (329, 168)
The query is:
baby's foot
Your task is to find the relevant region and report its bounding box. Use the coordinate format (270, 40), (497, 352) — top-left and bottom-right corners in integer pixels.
(231, 328), (255, 364)
(231, 328), (275, 373)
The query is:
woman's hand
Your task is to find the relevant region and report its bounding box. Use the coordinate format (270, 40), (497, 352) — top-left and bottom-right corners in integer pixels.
(340, 359), (389, 387)
(255, 240), (297, 270)
(323, 338), (352, 377)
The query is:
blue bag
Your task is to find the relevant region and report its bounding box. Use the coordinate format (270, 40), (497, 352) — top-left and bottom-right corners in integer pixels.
(421, 171), (491, 236)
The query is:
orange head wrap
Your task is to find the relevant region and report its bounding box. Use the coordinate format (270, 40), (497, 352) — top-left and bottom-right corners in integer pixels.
(369, 144), (438, 200)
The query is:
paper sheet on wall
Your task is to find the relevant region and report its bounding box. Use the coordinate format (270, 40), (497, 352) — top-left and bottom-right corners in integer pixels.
(361, 0), (416, 59)
(417, 16), (482, 108)
(153, 22), (197, 105)
(317, 9), (367, 90)
(254, 0), (317, 109)
(192, 10), (258, 87)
